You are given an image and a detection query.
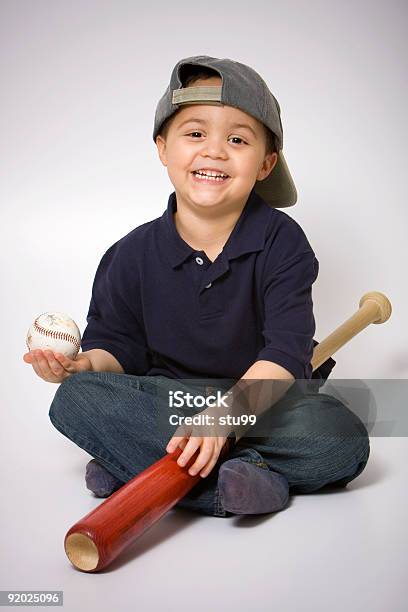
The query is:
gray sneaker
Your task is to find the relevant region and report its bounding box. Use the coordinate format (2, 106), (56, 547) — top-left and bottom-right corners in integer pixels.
(85, 459), (125, 498)
(218, 458), (290, 515)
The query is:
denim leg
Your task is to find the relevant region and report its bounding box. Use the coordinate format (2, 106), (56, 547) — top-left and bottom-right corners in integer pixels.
(242, 390), (371, 493)
(48, 372), (169, 483)
(48, 372), (246, 517)
(48, 373), (370, 520)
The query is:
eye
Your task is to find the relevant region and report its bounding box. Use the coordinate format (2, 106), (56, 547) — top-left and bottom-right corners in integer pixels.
(184, 132), (248, 145)
(229, 136), (248, 145)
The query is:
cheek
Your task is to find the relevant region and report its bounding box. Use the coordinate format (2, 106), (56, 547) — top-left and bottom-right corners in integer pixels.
(234, 157), (259, 177)
(168, 148), (192, 167)
(166, 164), (188, 185)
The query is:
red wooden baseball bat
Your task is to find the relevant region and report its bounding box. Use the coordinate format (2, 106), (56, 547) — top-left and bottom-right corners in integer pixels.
(64, 439), (233, 572)
(64, 292), (392, 573)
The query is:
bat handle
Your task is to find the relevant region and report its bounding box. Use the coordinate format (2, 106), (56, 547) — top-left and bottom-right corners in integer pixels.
(311, 291), (392, 371)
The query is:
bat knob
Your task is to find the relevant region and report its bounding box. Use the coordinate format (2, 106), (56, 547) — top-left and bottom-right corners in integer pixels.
(359, 291), (392, 324)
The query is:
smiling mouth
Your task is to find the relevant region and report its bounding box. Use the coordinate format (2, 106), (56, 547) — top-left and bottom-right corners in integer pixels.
(191, 171), (230, 185)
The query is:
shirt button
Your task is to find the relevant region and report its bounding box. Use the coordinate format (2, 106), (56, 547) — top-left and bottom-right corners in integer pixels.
(195, 256), (204, 265)
(205, 282), (212, 289)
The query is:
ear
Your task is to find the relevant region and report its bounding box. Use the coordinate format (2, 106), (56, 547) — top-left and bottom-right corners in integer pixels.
(256, 152), (278, 181)
(155, 135), (168, 167)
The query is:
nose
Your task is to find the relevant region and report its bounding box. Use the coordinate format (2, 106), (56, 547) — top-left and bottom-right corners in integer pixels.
(200, 134), (228, 159)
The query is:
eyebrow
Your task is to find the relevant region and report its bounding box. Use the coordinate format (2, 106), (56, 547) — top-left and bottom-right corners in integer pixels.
(177, 117), (258, 138)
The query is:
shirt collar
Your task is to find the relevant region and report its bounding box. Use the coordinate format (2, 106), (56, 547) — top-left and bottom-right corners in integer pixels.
(161, 188), (272, 269)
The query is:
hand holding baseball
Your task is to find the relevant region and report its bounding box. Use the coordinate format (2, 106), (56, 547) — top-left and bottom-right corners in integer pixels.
(24, 312), (92, 383)
(23, 349), (93, 383)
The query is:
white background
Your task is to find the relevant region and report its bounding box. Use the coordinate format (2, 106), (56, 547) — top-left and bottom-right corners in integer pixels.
(1, 1), (407, 610)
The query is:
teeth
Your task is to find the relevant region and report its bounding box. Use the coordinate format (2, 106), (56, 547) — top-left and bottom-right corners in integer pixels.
(194, 170), (228, 178)
(193, 173), (227, 182)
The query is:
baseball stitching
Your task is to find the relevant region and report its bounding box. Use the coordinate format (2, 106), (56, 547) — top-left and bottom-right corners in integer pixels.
(30, 315), (81, 352)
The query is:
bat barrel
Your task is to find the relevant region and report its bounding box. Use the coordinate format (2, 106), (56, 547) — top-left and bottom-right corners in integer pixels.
(65, 439), (233, 572)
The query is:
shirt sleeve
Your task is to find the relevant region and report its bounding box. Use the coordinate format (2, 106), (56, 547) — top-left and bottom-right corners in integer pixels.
(80, 242), (151, 375)
(256, 221), (319, 379)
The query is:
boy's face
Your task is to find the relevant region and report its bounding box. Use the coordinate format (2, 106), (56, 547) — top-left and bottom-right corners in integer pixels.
(155, 76), (278, 212)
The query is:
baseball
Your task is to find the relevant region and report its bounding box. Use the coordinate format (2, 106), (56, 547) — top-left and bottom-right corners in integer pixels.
(26, 312), (82, 359)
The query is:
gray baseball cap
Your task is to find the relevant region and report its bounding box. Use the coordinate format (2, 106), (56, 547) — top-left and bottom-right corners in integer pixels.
(153, 55), (297, 208)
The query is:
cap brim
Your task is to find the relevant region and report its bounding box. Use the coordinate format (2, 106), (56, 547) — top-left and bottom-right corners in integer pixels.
(254, 151), (297, 208)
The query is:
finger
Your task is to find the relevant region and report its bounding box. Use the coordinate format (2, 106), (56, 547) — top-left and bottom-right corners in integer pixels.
(44, 350), (66, 377)
(53, 352), (74, 372)
(191, 437), (227, 477)
(35, 350), (63, 382)
(197, 450), (221, 478)
(166, 424), (190, 453)
(30, 354), (45, 379)
(166, 435), (185, 453)
(35, 350), (55, 379)
(177, 437), (201, 467)
(188, 441), (217, 476)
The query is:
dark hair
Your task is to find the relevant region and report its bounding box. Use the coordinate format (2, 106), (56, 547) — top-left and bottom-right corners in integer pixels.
(157, 66), (278, 155)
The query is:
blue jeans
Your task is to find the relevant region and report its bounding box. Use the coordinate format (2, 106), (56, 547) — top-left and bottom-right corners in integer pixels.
(48, 372), (370, 517)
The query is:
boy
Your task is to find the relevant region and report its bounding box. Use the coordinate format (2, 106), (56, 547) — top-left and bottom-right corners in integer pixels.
(24, 56), (369, 517)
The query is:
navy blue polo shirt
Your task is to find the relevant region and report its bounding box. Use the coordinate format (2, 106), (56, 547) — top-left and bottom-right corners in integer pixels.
(80, 188), (321, 380)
